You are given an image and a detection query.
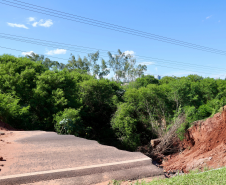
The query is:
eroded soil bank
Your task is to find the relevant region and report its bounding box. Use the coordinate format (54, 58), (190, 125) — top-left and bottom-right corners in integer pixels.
(161, 106), (226, 173)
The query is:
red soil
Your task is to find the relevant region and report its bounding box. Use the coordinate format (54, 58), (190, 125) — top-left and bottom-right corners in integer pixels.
(0, 120), (24, 170)
(0, 120), (16, 131)
(161, 105), (226, 173)
(0, 120), (24, 131)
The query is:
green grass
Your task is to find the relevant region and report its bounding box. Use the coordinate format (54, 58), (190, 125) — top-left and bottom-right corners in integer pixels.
(107, 166), (226, 185)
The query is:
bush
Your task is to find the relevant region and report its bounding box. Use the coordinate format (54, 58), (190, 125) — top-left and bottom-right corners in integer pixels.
(78, 78), (122, 140)
(0, 92), (30, 128)
(110, 103), (141, 151)
(152, 113), (186, 156)
(135, 75), (159, 88)
(176, 122), (190, 141)
(54, 108), (92, 137)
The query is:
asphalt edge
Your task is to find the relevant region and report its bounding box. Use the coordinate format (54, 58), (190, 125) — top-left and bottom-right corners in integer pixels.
(0, 158), (164, 185)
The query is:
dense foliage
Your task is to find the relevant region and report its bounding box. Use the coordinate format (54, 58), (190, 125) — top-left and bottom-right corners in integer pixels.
(113, 74), (226, 149)
(1, 54), (226, 152)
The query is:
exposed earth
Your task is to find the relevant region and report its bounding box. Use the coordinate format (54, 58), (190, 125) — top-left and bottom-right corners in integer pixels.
(161, 105), (226, 173)
(1, 106), (226, 184)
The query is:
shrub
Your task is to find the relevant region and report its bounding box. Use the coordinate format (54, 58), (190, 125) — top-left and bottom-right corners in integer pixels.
(0, 92), (30, 128)
(110, 103), (141, 151)
(54, 108), (92, 137)
(152, 113), (186, 156)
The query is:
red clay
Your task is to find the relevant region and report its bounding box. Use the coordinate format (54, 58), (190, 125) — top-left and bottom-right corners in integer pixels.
(0, 120), (16, 131)
(161, 105), (226, 173)
(0, 120), (25, 174)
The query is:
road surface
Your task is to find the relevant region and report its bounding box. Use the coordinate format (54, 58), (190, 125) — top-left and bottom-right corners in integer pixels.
(0, 131), (164, 185)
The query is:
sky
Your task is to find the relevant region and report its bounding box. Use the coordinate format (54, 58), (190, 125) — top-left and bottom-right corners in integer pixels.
(1, 0), (226, 79)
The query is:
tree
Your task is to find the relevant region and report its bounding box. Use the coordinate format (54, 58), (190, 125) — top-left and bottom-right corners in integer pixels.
(25, 52), (44, 62)
(186, 74), (203, 82)
(159, 76), (178, 85)
(78, 78), (121, 138)
(0, 92), (30, 128)
(99, 59), (110, 79)
(67, 51), (110, 79)
(66, 54), (90, 72)
(136, 64), (147, 78)
(25, 52), (65, 70)
(108, 49), (147, 82)
(110, 102), (141, 150)
(108, 49), (127, 82)
(88, 51), (110, 79)
(135, 74), (159, 88)
(32, 69), (92, 130)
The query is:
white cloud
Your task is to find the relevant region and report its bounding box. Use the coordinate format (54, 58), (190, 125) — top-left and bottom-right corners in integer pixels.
(32, 19), (53, 27)
(32, 22), (38, 27)
(21, 51), (35, 56)
(155, 67), (158, 71)
(124, 50), (135, 57)
(138, 61), (155, 66)
(46, 49), (67, 55)
(206, 15), (212, 19)
(39, 19), (53, 27)
(28, 17), (35, 22)
(7, 23), (29, 29)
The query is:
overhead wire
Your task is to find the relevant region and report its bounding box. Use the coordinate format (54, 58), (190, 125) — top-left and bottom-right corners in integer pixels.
(0, 32), (225, 72)
(1, 0), (226, 55)
(0, 37), (225, 75)
(0, 33), (226, 73)
(0, 45), (226, 77)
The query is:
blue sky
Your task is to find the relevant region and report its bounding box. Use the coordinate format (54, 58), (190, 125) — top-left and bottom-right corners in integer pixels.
(1, 0), (226, 79)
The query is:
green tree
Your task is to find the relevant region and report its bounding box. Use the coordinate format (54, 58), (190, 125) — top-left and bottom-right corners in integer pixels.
(135, 64), (147, 78)
(32, 69), (91, 130)
(25, 52), (44, 62)
(159, 76), (178, 84)
(88, 51), (110, 79)
(108, 49), (146, 82)
(78, 78), (122, 139)
(0, 54), (47, 105)
(199, 77), (218, 102)
(0, 92), (30, 128)
(110, 102), (141, 151)
(54, 108), (89, 137)
(135, 74), (159, 88)
(67, 51), (110, 78)
(66, 54), (90, 72)
(107, 49), (127, 82)
(186, 74), (203, 82)
(111, 84), (173, 151)
(25, 52), (65, 70)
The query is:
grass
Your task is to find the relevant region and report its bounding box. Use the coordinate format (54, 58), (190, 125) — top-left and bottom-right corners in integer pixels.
(107, 166), (226, 185)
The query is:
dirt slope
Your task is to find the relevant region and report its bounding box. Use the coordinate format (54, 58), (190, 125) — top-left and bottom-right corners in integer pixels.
(0, 120), (17, 131)
(161, 106), (226, 173)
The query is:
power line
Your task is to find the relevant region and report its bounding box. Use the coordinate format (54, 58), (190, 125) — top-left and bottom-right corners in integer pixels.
(0, 33), (226, 73)
(0, 32), (224, 72)
(2, 0), (226, 56)
(1, 45), (226, 77)
(2, 0), (225, 55)
(1, 35), (225, 73)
